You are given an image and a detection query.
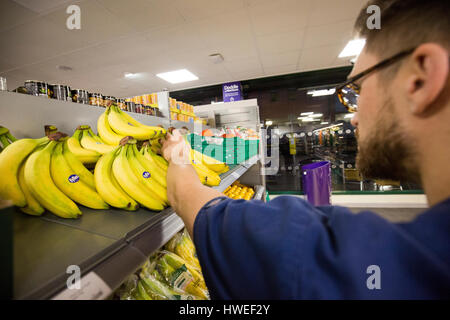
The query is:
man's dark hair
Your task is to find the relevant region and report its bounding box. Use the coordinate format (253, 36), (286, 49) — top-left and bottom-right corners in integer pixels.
(355, 0), (450, 60)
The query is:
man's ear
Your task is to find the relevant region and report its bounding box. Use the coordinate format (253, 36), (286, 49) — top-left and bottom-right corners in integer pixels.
(405, 43), (449, 115)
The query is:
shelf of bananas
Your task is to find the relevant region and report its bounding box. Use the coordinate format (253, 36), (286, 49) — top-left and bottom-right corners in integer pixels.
(0, 126), (17, 152)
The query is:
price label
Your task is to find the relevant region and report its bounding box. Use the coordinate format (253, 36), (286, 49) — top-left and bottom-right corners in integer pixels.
(52, 272), (111, 300)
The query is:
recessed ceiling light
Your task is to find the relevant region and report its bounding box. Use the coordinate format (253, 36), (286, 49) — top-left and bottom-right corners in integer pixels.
(265, 120), (273, 125)
(56, 65), (73, 71)
(302, 117), (314, 122)
(320, 122), (329, 125)
(339, 39), (366, 58)
(310, 113), (323, 118)
(307, 89), (336, 97)
(124, 72), (138, 79)
(156, 69), (199, 84)
(300, 112), (313, 116)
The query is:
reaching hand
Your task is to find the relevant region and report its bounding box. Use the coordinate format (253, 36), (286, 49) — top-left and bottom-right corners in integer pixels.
(160, 129), (191, 165)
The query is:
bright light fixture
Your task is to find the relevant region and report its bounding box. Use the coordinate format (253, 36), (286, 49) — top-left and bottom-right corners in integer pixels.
(320, 122), (329, 125)
(156, 69), (199, 84)
(124, 72), (139, 79)
(300, 112), (313, 116)
(302, 117), (314, 122)
(307, 89), (336, 97)
(339, 39), (366, 58)
(344, 113), (355, 119)
(310, 113), (323, 118)
(265, 120), (273, 126)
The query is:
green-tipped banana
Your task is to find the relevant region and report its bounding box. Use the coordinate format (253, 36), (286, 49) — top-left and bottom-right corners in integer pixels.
(112, 144), (164, 211)
(62, 141), (96, 190)
(0, 126), (8, 136)
(24, 141), (81, 218)
(127, 144), (168, 204)
(67, 129), (101, 164)
(94, 149), (139, 211)
(0, 136), (49, 206)
(51, 142), (109, 209)
(18, 162), (45, 216)
(6, 132), (18, 143)
(0, 135), (10, 148)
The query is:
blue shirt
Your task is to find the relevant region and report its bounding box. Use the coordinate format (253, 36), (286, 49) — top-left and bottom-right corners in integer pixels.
(193, 196), (450, 299)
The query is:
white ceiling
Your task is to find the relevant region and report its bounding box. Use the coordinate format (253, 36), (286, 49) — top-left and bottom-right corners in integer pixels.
(0, 0), (366, 97)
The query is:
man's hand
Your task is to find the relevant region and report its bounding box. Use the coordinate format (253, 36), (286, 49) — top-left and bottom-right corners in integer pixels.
(159, 128), (223, 239)
(160, 129), (190, 165)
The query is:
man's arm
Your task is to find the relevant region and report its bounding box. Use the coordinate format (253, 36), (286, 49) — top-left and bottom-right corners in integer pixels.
(160, 130), (223, 238)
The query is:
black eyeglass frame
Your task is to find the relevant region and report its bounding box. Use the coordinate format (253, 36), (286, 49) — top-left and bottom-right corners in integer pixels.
(336, 47), (416, 112)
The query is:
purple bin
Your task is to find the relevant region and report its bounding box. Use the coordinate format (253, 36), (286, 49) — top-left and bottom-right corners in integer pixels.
(301, 161), (331, 206)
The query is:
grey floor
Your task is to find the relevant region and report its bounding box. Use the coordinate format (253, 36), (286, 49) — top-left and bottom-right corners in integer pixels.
(348, 207), (425, 223)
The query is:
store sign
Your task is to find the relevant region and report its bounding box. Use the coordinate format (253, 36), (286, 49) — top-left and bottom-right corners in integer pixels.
(222, 82), (242, 102)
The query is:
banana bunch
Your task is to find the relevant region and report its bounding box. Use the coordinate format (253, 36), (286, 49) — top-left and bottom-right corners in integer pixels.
(165, 228), (202, 273)
(223, 181), (255, 200)
(44, 125), (58, 136)
(97, 105), (166, 144)
(95, 137), (168, 212)
(0, 132), (109, 218)
(0, 126), (18, 152)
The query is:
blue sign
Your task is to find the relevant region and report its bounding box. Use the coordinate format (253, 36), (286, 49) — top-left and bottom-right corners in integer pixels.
(222, 81), (242, 102)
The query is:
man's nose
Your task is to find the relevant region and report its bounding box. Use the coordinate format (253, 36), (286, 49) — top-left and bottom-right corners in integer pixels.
(350, 112), (359, 127)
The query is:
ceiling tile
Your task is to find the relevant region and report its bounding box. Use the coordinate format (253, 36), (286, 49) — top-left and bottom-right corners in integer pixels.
(256, 29), (305, 55)
(223, 57), (261, 74)
(298, 44), (344, 71)
(303, 20), (354, 49)
(263, 64), (299, 77)
(229, 68), (264, 82)
(174, 0), (245, 22)
(97, 0), (185, 33)
(13, 0), (75, 14)
(308, 0), (367, 27)
(260, 51), (300, 69)
(248, 0), (312, 37)
(0, 0), (39, 32)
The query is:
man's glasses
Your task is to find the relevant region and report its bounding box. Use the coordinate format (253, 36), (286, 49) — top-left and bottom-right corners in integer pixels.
(336, 48), (416, 112)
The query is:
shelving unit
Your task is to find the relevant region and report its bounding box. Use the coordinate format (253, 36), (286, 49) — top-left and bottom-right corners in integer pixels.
(1, 91), (264, 299)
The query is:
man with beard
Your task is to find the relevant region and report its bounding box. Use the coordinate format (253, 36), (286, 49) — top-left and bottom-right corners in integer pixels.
(160, 0), (449, 299)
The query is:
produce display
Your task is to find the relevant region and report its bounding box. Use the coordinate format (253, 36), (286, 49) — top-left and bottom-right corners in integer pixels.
(116, 229), (209, 300)
(223, 181), (255, 200)
(0, 105), (231, 218)
(0, 126), (17, 152)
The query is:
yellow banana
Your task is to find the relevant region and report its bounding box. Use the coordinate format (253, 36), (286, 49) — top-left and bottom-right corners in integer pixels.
(18, 162), (45, 216)
(0, 136), (48, 207)
(189, 150), (220, 186)
(144, 148), (169, 171)
(80, 129), (116, 154)
(127, 144), (168, 205)
(94, 149), (139, 211)
(117, 108), (167, 138)
(193, 149), (229, 173)
(112, 144), (164, 211)
(67, 129), (101, 164)
(107, 105), (162, 140)
(24, 141), (81, 219)
(62, 141), (96, 190)
(97, 108), (125, 145)
(131, 144), (167, 189)
(51, 142), (109, 209)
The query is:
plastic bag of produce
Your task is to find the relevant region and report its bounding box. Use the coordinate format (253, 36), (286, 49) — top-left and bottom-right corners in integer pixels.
(116, 274), (140, 300)
(165, 229), (202, 273)
(155, 250), (209, 300)
(139, 258), (200, 300)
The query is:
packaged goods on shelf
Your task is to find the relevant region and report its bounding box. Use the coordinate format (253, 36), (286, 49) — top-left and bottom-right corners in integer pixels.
(223, 180), (255, 200)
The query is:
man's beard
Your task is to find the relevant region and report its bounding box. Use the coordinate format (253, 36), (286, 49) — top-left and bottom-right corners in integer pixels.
(356, 97), (421, 183)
